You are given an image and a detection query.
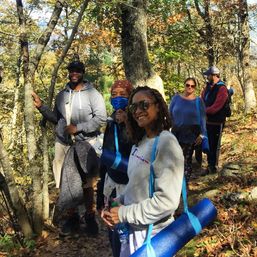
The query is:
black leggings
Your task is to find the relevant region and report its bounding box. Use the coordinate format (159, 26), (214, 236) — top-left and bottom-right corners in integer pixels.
(179, 143), (194, 182)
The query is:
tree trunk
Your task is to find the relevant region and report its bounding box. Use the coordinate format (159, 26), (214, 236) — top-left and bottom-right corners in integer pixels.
(42, 127), (49, 220)
(120, 0), (165, 98)
(193, 0), (215, 66)
(238, 0), (256, 113)
(0, 137), (33, 238)
(16, 0), (65, 234)
(9, 51), (22, 151)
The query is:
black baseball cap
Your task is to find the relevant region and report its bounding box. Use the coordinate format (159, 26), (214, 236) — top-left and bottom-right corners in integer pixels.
(67, 61), (85, 73)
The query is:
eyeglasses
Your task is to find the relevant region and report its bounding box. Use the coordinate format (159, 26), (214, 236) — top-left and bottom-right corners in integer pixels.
(129, 100), (156, 113)
(185, 83), (196, 88)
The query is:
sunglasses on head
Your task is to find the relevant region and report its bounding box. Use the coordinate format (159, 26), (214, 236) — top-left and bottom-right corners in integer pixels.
(185, 83), (196, 88)
(129, 100), (156, 113)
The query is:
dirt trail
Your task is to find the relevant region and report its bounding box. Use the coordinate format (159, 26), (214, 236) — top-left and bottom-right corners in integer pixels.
(28, 115), (257, 257)
(29, 217), (112, 257)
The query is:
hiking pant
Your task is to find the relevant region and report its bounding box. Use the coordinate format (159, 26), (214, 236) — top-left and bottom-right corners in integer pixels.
(53, 141), (70, 188)
(206, 123), (223, 169)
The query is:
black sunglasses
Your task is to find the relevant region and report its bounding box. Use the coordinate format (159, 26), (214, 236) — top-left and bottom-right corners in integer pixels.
(185, 83), (196, 88)
(129, 100), (156, 113)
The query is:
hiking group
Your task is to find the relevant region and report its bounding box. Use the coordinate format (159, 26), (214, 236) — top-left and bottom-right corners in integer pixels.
(32, 61), (232, 257)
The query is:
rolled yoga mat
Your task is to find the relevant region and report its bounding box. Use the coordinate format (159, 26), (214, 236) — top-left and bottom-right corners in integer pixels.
(101, 149), (128, 173)
(131, 198), (217, 257)
(202, 136), (210, 153)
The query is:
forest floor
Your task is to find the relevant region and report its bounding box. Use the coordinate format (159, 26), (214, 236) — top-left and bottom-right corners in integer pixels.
(1, 114), (257, 257)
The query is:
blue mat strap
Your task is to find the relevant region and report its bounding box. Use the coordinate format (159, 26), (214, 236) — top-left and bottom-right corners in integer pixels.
(111, 151), (122, 169)
(144, 224), (156, 257)
(196, 97), (201, 125)
(196, 97), (208, 138)
(182, 177), (202, 234)
(143, 224), (156, 257)
(111, 124), (121, 169)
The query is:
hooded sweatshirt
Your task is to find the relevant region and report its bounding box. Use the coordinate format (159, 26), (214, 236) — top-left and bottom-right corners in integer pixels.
(39, 81), (107, 144)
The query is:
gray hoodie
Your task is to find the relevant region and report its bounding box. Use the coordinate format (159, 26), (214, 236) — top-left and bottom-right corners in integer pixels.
(39, 81), (107, 144)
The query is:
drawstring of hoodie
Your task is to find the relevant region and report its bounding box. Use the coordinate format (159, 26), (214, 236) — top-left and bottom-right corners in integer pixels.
(67, 89), (82, 123)
(79, 90), (82, 109)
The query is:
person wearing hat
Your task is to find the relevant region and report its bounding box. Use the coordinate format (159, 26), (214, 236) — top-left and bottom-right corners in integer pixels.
(97, 80), (133, 257)
(32, 60), (107, 236)
(201, 66), (228, 174)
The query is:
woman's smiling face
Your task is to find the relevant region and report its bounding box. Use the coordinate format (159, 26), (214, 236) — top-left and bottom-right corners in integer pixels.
(130, 91), (159, 137)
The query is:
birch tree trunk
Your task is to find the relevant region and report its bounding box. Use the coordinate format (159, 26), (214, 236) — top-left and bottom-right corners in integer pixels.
(120, 0), (165, 98)
(16, 0), (65, 234)
(9, 51), (22, 151)
(238, 0), (256, 113)
(41, 127), (49, 220)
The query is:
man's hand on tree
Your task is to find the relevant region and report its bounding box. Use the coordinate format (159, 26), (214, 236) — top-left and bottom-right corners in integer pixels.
(31, 91), (42, 108)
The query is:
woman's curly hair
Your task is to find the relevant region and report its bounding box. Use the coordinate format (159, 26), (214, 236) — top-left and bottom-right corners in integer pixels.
(126, 86), (171, 145)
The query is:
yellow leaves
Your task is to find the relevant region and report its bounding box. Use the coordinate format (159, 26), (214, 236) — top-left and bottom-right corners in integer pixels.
(218, 209), (230, 222)
(167, 13), (186, 25)
(251, 220), (257, 229)
(14, 175), (32, 186)
(41, 230), (49, 239)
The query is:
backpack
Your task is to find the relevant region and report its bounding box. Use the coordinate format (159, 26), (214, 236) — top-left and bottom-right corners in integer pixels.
(216, 82), (234, 117)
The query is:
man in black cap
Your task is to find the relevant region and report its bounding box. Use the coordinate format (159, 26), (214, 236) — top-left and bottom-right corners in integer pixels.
(32, 60), (107, 236)
(201, 66), (228, 174)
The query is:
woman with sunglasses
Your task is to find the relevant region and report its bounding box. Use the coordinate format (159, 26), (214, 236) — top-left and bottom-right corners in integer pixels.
(101, 86), (184, 257)
(169, 77), (206, 183)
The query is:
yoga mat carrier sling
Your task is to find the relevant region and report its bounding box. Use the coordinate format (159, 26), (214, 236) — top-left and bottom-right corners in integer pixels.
(100, 123), (128, 173)
(131, 136), (217, 257)
(196, 97), (210, 153)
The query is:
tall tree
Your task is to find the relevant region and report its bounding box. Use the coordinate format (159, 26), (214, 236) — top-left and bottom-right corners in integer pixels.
(237, 0), (256, 113)
(191, 0), (215, 66)
(16, 0), (65, 234)
(119, 0), (165, 97)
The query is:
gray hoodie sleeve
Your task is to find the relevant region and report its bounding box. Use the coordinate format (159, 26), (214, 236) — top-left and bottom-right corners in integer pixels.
(38, 104), (58, 124)
(118, 132), (184, 226)
(76, 88), (107, 133)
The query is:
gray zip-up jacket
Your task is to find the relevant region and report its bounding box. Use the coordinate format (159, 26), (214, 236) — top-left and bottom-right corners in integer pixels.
(38, 81), (107, 144)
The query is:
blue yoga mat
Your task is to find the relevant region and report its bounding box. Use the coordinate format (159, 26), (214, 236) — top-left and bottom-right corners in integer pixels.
(101, 149), (128, 173)
(131, 198), (217, 257)
(202, 136), (210, 153)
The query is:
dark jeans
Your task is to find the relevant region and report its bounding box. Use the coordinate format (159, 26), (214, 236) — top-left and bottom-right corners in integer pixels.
(108, 227), (121, 257)
(206, 123), (224, 168)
